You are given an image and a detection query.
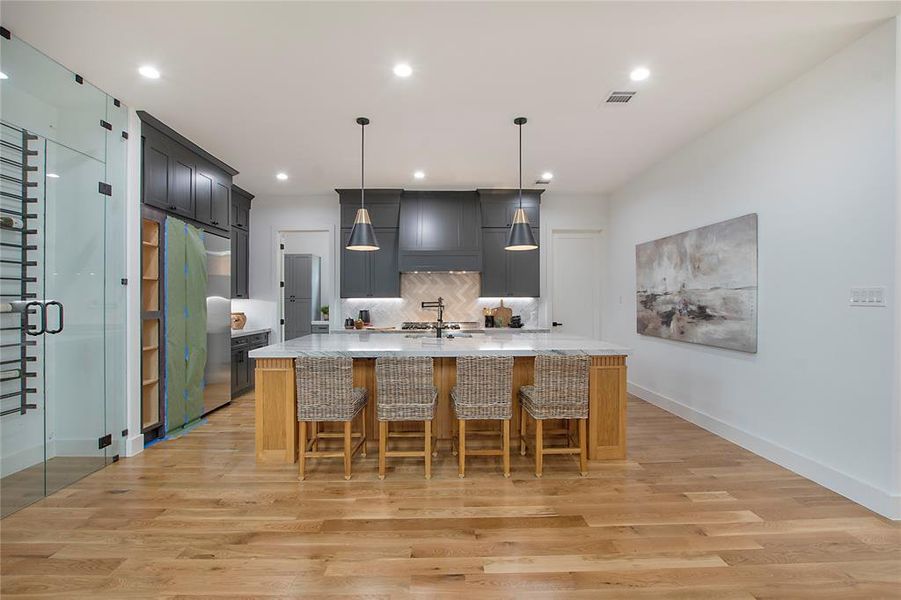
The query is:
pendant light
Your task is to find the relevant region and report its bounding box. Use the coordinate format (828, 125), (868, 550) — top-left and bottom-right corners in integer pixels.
(506, 116), (538, 251)
(346, 117), (379, 251)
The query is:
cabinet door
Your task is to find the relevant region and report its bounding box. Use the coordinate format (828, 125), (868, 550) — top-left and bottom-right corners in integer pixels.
(369, 228), (399, 297)
(142, 134), (171, 211)
(340, 228), (370, 298)
(480, 229), (508, 297)
(233, 349), (249, 393)
(211, 181), (230, 229)
(231, 196), (249, 229)
(231, 228), (249, 298)
(168, 146), (195, 217)
(194, 170), (214, 225)
(506, 236), (540, 297)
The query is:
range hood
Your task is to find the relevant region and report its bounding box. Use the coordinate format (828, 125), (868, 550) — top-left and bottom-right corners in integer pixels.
(397, 191), (483, 272)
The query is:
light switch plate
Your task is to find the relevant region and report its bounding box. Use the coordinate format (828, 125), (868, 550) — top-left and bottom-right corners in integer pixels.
(849, 286), (886, 307)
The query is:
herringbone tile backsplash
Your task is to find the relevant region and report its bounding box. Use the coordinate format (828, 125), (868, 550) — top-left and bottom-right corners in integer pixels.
(341, 272), (538, 327)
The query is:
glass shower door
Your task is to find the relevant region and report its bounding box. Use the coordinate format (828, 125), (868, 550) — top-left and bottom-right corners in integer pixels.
(41, 139), (110, 496)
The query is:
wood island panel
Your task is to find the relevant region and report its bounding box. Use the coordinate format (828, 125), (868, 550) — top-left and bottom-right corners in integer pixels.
(255, 355), (627, 463)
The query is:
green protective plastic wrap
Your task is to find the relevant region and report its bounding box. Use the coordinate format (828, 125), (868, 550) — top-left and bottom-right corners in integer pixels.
(184, 224), (208, 425)
(164, 218), (187, 432)
(164, 219), (209, 434)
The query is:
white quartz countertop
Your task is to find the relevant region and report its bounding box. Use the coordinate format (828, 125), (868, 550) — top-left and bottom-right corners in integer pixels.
(231, 327), (271, 338)
(249, 332), (629, 358)
(330, 326), (551, 334)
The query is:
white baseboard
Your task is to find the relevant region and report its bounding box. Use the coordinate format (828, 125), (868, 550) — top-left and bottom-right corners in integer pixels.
(629, 382), (901, 521)
(0, 442), (44, 478)
(125, 434), (144, 457)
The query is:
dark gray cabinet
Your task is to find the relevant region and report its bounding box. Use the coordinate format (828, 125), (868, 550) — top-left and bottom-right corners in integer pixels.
(231, 228), (249, 298)
(338, 189), (401, 298)
(231, 185), (252, 230)
(284, 254), (319, 341)
(478, 189), (541, 228)
(398, 191), (481, 271)
(232, 331), (269, 397)
(139, 111), (238, 230)
(480, 228), (540, 297)
(230, 185), (253, 299)
(340, 227), (399, 298)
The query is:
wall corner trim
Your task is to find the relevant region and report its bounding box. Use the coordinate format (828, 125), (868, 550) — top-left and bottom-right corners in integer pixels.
(628, 382), (901, 521)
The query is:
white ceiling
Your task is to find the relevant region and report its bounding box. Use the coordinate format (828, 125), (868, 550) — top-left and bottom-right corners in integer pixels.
(3, 1), (899, 197)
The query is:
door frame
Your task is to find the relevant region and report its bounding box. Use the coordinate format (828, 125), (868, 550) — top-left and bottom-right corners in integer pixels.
(274, 227), (334, 342)
(546, 228), (605, 339)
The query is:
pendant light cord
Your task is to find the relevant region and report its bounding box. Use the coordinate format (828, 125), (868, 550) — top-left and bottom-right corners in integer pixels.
(361, 121), (365, 209)
(518, 121), (523, 209)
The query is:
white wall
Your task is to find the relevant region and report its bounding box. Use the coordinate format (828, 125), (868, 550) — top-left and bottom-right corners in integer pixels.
(893, 16), (901, 513)
(604, 22), (899, 518)
(242, 192), (607, 338)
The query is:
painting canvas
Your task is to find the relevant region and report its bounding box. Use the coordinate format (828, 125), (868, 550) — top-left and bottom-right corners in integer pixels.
(636, 214), (758, 353)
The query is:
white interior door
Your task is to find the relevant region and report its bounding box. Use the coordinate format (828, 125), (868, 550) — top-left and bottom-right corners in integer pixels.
(551, 230), (602, 338)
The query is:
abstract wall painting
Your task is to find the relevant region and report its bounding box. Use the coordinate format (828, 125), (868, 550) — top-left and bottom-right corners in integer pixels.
(636, 214), (758, 353)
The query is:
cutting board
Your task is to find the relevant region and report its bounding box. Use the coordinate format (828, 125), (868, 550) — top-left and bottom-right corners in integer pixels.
(493, 300), (513, 328)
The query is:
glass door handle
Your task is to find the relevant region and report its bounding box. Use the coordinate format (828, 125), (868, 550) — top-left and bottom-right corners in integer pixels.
(45, 301), (64, 335)
(24, 301), (45, 336)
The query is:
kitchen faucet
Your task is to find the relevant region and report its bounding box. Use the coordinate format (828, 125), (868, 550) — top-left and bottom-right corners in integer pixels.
(421, 297), (445, 338)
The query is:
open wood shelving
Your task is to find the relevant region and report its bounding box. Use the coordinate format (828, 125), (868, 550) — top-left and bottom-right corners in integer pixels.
(142, 219), (162, 432)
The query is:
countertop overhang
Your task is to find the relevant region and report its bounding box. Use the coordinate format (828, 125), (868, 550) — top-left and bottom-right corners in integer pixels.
(249, 332), (629, 359)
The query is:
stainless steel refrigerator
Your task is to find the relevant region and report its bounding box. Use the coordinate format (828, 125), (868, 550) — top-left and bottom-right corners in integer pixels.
(203, 231), (232, 414)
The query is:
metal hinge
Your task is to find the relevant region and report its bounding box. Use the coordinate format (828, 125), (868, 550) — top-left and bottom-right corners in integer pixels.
(98, 433), (112, 449)
(75, 74), (84, 85)
(0, 27), (10, 40)
(112, 454), (120, 463)
(280, 319), (285, 325)
(280, 281), (285, 288)
(280, 243), (285, 250)
(120, 278), (127, 286)
(100, 120), (112, 131)
(121, 428), (128, 437)
(99, 182), (112, 196)
(121, 131), (129, 140)
(113, 98), (121, 107)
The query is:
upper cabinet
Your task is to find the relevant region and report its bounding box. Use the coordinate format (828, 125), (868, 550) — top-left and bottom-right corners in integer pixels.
(398, 191), (481, 272)
(478, 189), (541, 228)
(231, 185), (254, 299)
(138, 111), (238, 234)
(478, 189), (542, 298)
(338, 190), (401, 298)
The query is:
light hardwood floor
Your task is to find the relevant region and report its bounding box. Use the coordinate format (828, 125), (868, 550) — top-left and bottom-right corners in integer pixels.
(1, 393), (899, 599)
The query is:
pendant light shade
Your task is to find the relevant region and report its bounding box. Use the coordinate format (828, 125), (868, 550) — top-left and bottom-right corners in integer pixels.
(506, 116), (538, 251)
(346, 117), (379, 252)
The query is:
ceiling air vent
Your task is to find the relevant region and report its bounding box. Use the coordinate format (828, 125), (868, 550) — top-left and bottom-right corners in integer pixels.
(605, 91), (636, 104)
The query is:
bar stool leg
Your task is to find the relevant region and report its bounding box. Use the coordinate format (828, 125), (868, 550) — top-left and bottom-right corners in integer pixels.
(360, 405), (368, 458)
(502, 419), (511, 478)
(579, 418), (588, 477)
(378, 421), (387, 480)
(298, 421), (307, 481)
(452, 417), (458, 456)
(343, 421), (352, 480)
(535, 419), (544, 478)
(311, 421), (319, 451)
(424, 420), (433, 480)
(458, 419), (466, 478)
(520, 406), (528, 456)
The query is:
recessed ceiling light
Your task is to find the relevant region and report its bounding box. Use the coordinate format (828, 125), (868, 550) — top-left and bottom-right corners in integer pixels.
(393, 63), (413, 78)
(46, 173), (60, 178)
(413, 170), (425, 180)
(0, 72), (8, 80)
(138, 65), (161, 79)
(630, 66), (650, 82)
(540, 172), (554, 181)
(276, 172), (288, 181)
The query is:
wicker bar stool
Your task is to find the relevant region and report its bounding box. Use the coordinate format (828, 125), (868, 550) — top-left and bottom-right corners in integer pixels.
(376, 357), (438, 479)
(519, 355), (590, 478)
(452, 356), (514, 478)
(296, 357), (367, 481)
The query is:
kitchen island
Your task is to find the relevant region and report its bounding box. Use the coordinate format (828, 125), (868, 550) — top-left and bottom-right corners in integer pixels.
(250, 332), (629, 464)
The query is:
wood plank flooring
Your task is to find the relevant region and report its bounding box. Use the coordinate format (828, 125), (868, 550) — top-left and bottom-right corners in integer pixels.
(1, 393), (898, 598)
